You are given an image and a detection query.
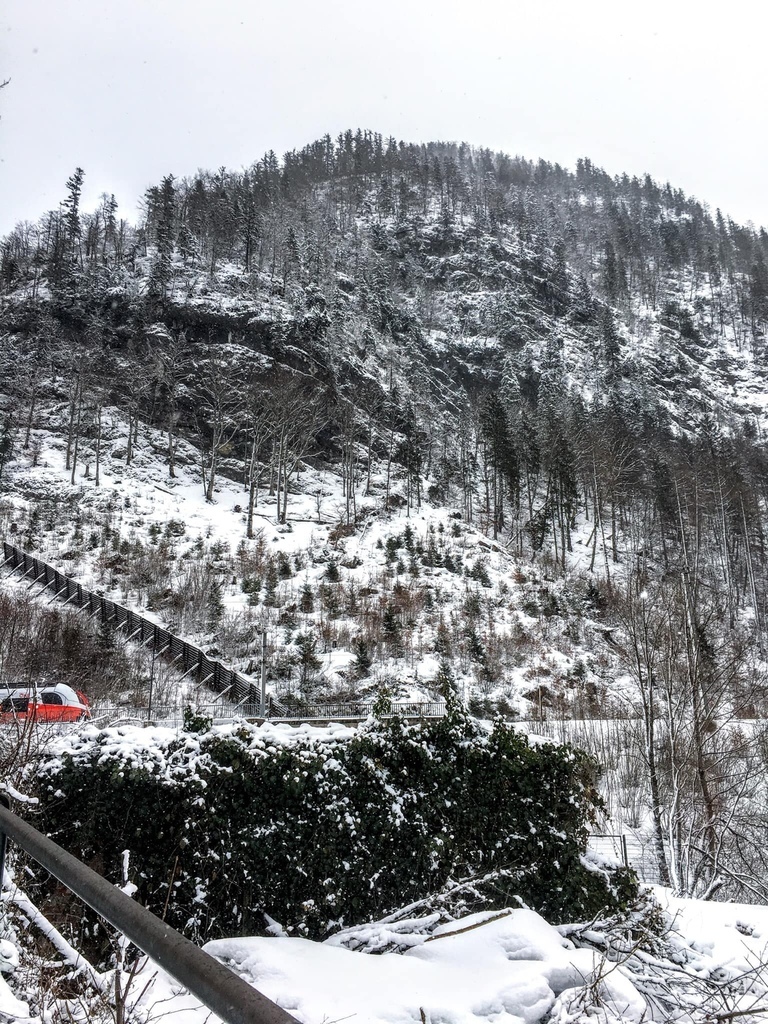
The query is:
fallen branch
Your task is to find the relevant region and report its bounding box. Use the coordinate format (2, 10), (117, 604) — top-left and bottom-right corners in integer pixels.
(424, 909), (513, 942)
(3, 883), (108, 994)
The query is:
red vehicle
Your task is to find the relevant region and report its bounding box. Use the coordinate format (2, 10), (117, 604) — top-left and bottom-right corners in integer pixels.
(0, 684), (91, 724)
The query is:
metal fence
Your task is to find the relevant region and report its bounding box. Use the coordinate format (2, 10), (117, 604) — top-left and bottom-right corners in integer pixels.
(0, 795), (297, 1024)
(587, 832), (629, 868)
(88, 700), (279, 728)
(272, 701), (447, 721)
(87, 700), (447, 727)
(2, 541), (268, 712)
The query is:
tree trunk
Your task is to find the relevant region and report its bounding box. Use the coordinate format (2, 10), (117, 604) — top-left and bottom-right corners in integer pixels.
(24, 386), (36, 447)
(70, 388), (82, 485)
(94, 404), (102, 487)
(126, 411), (133, 466)
(168, 422), (176, 478)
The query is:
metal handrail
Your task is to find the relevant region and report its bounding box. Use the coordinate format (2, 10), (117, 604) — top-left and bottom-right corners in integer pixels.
(0, 798), (297, 1024)
(274, 701), (447, 720)
(86, 700), (448, 726)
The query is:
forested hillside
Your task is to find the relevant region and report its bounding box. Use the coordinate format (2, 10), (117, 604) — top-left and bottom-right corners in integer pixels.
(3, 129), (768, 912)
(4, 131), (768, 563)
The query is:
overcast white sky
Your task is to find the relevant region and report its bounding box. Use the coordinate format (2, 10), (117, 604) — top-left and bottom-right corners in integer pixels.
(2, 0), (767, 237)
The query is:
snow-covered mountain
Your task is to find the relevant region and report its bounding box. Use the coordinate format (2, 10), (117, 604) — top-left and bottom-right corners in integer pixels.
(3, 132), (768, 1022)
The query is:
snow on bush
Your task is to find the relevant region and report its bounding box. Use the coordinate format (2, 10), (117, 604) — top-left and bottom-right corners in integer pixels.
(31, 709), (636, 947)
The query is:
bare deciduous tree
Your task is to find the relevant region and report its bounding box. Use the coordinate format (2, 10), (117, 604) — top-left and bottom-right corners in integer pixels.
(189, 348), (245, 502)
(269, 371), (325, 524)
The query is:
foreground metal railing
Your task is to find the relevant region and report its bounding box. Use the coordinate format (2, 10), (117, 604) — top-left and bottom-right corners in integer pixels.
(0, 797), (297, 1024)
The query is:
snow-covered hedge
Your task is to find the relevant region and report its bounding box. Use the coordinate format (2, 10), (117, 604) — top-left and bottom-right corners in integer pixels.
(32, 712), (636, 942)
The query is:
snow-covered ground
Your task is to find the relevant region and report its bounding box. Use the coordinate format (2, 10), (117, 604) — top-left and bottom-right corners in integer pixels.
(8, 891), (757, 1024)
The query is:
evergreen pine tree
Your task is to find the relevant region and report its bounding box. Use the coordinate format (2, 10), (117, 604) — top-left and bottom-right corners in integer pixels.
(0, 415), (14, 484)
(147, 174), (176, 303)
(351, 635), (373, 678)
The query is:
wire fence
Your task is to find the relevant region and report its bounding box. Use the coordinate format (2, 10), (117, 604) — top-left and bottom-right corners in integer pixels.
(587, 831), (663, 885)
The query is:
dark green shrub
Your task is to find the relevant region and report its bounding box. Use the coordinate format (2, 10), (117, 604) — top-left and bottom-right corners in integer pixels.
(299, 582), (314, 613)
(32, 714), (635, 948)
(277, 552), (293, 579)
(384, 535), (400, 565)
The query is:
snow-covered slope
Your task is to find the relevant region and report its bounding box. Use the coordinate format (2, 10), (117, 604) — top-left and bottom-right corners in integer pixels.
(87, 895), (768, 1024)
(1, 395), (613, 720)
